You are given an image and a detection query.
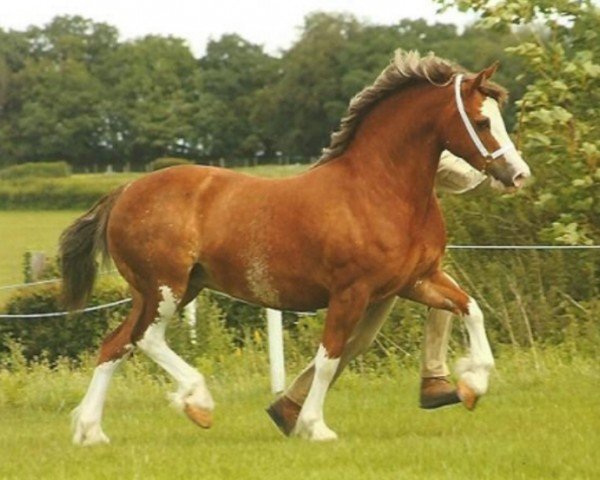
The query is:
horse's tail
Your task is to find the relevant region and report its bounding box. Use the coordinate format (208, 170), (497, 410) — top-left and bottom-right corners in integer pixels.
(59, 186), (125, 310)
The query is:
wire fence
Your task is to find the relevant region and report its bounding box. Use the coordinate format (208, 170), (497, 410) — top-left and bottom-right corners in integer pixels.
(0, 299), (131, 319)
(1, 244), (598, 320)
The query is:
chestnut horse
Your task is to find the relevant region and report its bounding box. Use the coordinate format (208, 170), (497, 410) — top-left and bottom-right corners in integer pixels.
(61, 51), (530, 445)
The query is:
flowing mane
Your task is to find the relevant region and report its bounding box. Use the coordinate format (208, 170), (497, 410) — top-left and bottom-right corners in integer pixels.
(313, 50), (507, 167)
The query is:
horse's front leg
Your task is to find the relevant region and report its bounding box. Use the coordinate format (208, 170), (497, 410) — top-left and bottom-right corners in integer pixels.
(403, 271), (495, 410)
(292, 285), (370, 441)
(267, 297), (396, 436)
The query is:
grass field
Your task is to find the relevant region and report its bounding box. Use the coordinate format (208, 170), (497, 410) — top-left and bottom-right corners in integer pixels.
(0, 210), (82, 288)
(0, 352), (598, 479)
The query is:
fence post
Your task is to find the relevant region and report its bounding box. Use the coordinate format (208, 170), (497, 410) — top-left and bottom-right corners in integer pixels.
(28, 252), (47, 282)
(266, 309), (285, 394)
(183, 299), (197, 345)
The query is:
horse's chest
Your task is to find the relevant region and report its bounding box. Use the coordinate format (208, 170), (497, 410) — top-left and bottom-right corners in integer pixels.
(364, 226), (445, 300)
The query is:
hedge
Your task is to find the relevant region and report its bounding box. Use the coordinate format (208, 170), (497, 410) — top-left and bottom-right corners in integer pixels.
(149, 157), (193, 171)
(0, 173), (138, 210)
(0, 279), (129, 363)
(0, 161), (71, 180)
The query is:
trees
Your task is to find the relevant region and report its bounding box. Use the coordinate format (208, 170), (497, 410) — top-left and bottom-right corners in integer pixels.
(98, 35), (203, 168)
(197, 34), (277, 163)
(0, 11), (569, 174)
(0, 17), (117, 167)
(252, 14), (502, 159)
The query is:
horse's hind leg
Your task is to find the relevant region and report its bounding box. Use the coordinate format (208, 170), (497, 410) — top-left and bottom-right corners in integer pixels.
(135, 284), (214, 428)
(72, 289), (143, 446)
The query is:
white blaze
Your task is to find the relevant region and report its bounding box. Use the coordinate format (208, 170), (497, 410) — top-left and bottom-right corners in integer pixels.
(481, 98), (531, 184)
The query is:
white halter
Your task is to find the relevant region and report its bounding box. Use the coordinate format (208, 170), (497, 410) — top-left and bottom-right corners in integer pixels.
(454, 74), (515, 161)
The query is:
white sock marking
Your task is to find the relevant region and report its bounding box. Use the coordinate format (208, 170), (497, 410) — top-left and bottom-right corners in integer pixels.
(456, 298), (495, 395)
(72, 359), (121, 446)
(137, 286), (214, 411)
(293, 344), (340, 441)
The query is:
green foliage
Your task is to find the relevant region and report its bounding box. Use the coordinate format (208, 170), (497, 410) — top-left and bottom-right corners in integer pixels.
(0, 176), (122, 209)
(149, 157), (193, 171)
(98, 36), (204, 167)
(0, 161), (70, 180)
(0, 278), (128, 363)
(252, 13), (521, 157)
(197, 34), (278, 161)
(167, 292), (237, 369)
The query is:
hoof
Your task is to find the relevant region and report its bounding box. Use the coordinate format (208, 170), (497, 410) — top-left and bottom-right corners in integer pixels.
(72, 423), (110, 446)
(293, 419), (338, 442)
(184, 404), (213, 429)
(419, 377), (461, 410)
(457, 380), (480, 411)
(266, 396), (302, 437)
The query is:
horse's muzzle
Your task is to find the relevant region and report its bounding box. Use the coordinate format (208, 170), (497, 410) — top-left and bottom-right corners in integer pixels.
(487, 156), (531, 190)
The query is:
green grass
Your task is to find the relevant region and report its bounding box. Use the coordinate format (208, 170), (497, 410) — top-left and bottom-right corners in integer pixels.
(0, 352), (599, 479)
(0, 210), (82, 287)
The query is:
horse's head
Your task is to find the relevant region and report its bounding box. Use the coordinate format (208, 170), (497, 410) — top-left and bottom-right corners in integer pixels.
(441, 64), (531, 191)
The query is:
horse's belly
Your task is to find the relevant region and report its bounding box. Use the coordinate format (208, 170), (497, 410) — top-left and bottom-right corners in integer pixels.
(200, 246), (329, 312)
(205, 266), (329, 312)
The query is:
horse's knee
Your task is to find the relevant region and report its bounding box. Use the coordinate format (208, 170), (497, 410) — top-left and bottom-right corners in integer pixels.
(136, 323), (167, 356)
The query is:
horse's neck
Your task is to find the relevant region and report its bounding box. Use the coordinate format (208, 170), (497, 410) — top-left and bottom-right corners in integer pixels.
(338, 87), (445, 213)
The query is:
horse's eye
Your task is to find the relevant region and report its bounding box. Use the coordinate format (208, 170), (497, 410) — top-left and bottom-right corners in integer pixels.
(475, 118), (491, 129)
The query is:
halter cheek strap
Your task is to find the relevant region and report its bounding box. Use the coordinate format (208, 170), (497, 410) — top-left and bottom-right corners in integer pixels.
(454, 74), (516, 163)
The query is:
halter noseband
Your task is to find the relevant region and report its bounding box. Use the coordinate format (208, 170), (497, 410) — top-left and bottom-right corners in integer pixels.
(454, 74), (515, 170)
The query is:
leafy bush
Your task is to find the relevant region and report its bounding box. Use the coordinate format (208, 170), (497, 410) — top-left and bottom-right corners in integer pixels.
(0, 161), (71, 180)
(0, 278), (129, 363)
(149, 157), (193, 171)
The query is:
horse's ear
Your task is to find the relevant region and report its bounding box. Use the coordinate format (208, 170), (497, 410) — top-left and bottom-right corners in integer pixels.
(470, 61), (500, 91)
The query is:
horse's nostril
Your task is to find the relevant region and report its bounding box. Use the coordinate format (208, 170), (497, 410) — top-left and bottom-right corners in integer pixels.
(513, 173), (527, 188)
